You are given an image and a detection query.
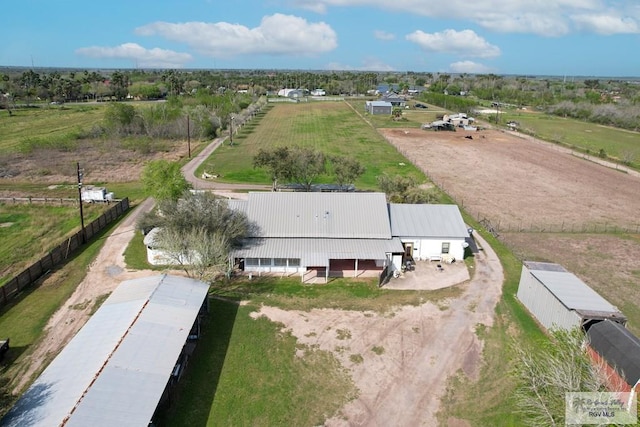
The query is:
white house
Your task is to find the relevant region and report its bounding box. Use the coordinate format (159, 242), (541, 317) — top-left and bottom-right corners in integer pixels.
(143, 192), (471, 283)
(388, 204), (470, 263)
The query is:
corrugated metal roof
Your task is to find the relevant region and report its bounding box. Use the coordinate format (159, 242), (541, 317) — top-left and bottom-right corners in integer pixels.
(245, 192), (391, 239)
(234, 237), (404, 265)
(530, 269), (621, 314)
(389, 204), (469, 238)
(2, 274), (209, 427)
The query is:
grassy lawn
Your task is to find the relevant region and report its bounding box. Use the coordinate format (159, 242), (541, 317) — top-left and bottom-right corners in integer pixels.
(0, 202), (109, 285)
(196, 101), (426, 190)
(0, 105), (106, 153)
(500, 110), (640, 166)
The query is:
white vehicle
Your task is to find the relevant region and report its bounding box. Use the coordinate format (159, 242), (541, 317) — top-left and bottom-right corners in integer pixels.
(81, 186), (114, 203)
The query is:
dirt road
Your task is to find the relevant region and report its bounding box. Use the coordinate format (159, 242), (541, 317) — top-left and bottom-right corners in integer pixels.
(253, 232), (503, 426)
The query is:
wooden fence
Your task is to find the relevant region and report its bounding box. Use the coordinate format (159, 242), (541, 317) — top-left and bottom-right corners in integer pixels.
(0, 198), (130, 308)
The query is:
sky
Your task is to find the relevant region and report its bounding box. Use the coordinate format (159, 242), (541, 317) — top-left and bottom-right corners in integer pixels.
(2, 0), (640, 77)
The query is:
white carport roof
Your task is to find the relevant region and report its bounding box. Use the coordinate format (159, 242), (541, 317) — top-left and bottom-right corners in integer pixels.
(1, 274), (209, 427)
(233, 237), (404, 266)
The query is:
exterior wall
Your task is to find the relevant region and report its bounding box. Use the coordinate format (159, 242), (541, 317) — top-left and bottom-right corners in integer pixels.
(516, 265), (582, 331)
(372, 106), (391, 115)
(403, 238), (466, 261)
(586, 346), (632, 393)
(146, 247), (181, 266)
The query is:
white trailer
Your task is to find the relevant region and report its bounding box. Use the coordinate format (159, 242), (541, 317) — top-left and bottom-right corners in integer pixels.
(81, 186), (114, 203)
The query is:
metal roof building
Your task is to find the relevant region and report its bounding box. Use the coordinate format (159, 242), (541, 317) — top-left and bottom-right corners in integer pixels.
(516, 261), (626, 332)
(587, 319), (640, 393)
(2, 274), (209, 427)
(244, 192), (391, 239)
(389, 204), (469, 239)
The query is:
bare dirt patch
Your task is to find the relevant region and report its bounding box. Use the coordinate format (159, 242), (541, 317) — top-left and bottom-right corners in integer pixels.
(0, 139), (191, 183)
(380, 127), (640, 230)
(251, 232), (503, 426)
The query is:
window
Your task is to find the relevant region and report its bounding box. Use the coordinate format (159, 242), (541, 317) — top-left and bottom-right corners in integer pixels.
(274, 258), (287, 267)
(259, 258), (271, 266)
(441, 242), (450, 254)
(245, 258), (259, 266)
(288, 258), (300, 267)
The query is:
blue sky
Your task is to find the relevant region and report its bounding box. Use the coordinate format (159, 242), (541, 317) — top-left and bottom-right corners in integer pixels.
(2, 0), (639, 76)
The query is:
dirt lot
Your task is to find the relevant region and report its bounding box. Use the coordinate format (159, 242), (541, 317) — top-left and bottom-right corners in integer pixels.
(380, 128), (640, 230)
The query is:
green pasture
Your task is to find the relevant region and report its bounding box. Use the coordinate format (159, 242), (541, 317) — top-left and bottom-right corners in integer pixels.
(0, 105), (105, 153)
(196, 101), (426, 189)
(502, 111), (640, 165)
(0, 202), (107, 286)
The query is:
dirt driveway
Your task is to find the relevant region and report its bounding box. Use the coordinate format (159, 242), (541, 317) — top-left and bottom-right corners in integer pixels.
(253, 232), (503, 426)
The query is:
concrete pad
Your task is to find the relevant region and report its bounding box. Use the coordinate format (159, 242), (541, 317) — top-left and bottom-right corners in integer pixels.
(384, 259), (470, 290)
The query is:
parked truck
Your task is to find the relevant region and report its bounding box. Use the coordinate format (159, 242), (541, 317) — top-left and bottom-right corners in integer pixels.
(81, 186), (114, 203)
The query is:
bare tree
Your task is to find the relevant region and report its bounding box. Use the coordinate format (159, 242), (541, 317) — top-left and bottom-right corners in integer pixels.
(512, 328), (614, 427)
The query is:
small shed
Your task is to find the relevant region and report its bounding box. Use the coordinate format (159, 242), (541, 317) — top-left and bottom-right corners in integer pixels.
(586, 320), (640, 393)
(516, 261), (626, 332)
(365, 101), (392, 115)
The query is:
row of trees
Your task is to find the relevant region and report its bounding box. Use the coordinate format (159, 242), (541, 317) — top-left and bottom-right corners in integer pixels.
(252, 146), (436, 202)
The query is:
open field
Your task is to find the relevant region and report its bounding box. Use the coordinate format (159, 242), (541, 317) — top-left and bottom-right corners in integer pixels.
(196, 102), (425, 189)
(500, 110), (640, 166)
(381, 127), (640, 231)
(0, 105), (105, 153)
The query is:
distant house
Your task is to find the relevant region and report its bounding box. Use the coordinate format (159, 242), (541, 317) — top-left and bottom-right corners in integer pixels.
(379, 93), (406, 108)
(516, 261), (626, 332)
(365, 100), (393, 115)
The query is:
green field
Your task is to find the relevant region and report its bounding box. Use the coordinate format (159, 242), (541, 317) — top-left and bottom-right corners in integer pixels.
(501, 110), (640, 166)
(196, 101), (426, 189)
(0, 105), (106, 153)
(0, 202), (107, 285)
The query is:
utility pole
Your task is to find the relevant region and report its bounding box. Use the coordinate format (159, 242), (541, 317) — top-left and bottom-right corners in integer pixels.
(229, 115), (234, 146)
(187, 114), (191, 158)
(77, 162), (86, 244)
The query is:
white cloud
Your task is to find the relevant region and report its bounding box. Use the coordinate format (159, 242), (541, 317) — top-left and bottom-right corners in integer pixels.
(571, 14), (639, 34)
(374, 30), (395, 40)
(75, 43), (192, 68)
(291, 0), (639, 36)
(449, 60), (493, 74)
(136, 14), (338, 58)
(406, 29), (501, 58)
